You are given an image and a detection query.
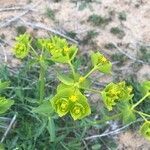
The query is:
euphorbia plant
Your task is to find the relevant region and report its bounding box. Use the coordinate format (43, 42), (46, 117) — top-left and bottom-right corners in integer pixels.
(13, 33), (150, 141)
(0, 80), (14, 115)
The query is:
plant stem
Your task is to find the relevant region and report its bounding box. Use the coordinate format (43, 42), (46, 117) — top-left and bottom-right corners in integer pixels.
(132, 92), (150, 109)
(80, 87), (100, 94)
(39, 62), (46, 104)
(68, 60), (75, 78)
(134, 110), (150, 119)
(84, 66), (97, 79)
(134, 110), (147, 121)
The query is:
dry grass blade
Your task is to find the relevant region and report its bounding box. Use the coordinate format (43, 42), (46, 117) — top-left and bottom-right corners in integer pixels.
(0, 1), (41, 28)
(20, 19), (78, 44)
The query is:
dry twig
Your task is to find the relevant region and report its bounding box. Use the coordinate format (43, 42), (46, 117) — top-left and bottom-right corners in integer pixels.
(20, 19), (78, 44)
(0, 1), (41, 28)
(0, 43), (7, 62)
(112, 42), (146, 64)
(0, 114), (17, 143)
(84, 119), (142, 140)
(0, 5), (36, 12)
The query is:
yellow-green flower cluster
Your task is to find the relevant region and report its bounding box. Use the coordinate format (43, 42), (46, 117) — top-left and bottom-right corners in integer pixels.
(51, 87), (91, 120)
(13, 33), (30, 59)
(140, 121), (150, 141)
(91, 51), (112, 73)
(101, 81), (133, 111)
(41, 36), (78, 63)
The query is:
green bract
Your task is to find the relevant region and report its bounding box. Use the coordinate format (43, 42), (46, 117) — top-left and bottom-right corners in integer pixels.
(0, 97), (14, 114)
(140, 81), (150, 95)
(140, 121), (150, 141)
(51, 87), (91, 120)
(101, 81), (133, 111)
(13, 33), (30, 59)
(48, 36), (78, 63)
(90, 51), (112, 73)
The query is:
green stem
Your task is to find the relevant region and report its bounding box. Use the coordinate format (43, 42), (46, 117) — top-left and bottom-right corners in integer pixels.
(39, 62), (46, 104)
(134, 110), (148, 121)
(132, 92), (150, 109)
(68, 60), (75, 78)
(80, 87), (100, 94)
(29, 45), (38, 56)
(84, 66), (97, 79)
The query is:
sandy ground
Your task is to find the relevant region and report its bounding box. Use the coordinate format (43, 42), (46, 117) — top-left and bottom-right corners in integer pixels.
(0, 0), (150, 149)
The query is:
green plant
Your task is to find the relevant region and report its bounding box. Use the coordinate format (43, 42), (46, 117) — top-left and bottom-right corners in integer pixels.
(110, 27), (125, 39)
(4, 34), (150, 150)
(45, 7), (55, 21)
(88, 14), (110, 27)
(0, 80), (14, 115)
(118, 11), (127, 21)
(16, 26), (27, 35)
(82, 30), (98, 45)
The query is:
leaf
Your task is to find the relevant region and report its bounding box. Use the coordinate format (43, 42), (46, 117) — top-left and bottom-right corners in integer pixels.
(32, 100), (54, 117)
(0, 97), (14, 115)
(0, 80), (10, 91)
(90, 51), (112, 74)
(0, 144), (5, 150)
(56, 83), (71, 93)
(98, 62), (112, 74)
(90, 51), (99, 67)
(119, 102), (136, 124)
(140, 81), (150, 95)
(57, 73), (74, 85)
(34, 121), (47, 140)
(140, 121), (150, 141)
(47, 117), (56, 142)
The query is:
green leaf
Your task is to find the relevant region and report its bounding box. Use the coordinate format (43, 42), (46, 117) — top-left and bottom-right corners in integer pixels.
(0, 144), (5, 150)
(90, 51), (99, 67)
(140, 121), (150, 140)
(0, 97), (14, 114)
(32, 100), (54, 117)
(47, 117), (56, 142)
(0, 80), (10, 91)
(98, 62), (112, 74)
(140, 81), (150, 95)
(90, 51), (112, 74)
(70, 101), (91, 120)
(51, 88), (91, 120)
(57, 73), (74, 85)
(56, 83), (71, 93)
(122, 108), (136, 124)
(119, 101), (136, 124)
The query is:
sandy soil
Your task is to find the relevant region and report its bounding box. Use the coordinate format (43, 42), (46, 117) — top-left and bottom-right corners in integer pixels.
(0, 0), (150, 149)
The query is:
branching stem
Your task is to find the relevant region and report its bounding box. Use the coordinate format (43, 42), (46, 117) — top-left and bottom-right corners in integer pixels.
(132, 92), (150, 109)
